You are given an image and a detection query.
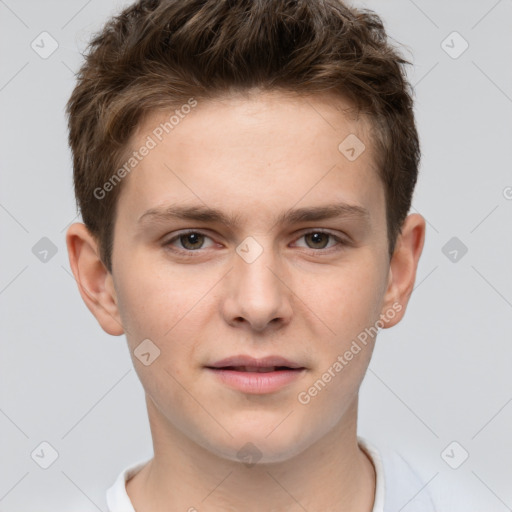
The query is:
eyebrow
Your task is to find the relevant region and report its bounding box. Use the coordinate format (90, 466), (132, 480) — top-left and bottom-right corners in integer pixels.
(137, 203), (370, 228)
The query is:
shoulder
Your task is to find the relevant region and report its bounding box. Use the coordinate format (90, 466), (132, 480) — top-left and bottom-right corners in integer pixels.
(359, 437), (437, 512)
(105, 458), (151, 512)
(359, 437), (491, 512)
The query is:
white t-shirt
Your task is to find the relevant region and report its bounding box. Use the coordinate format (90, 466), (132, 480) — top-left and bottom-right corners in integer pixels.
(106, 437), (438, 511)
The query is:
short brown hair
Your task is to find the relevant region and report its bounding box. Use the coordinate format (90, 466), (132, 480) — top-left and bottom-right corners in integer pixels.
(66, 0), (420, 273)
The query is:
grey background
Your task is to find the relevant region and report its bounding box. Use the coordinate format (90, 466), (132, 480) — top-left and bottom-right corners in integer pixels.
(1, 0), (511, 510)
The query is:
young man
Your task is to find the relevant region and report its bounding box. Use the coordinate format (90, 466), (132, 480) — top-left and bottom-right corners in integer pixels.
(65, 0), (434, 510)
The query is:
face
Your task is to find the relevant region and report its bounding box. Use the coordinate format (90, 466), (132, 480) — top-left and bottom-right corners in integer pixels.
(68, 90), (424, 464)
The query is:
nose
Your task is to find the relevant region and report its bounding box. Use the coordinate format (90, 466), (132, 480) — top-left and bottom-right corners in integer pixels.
(221, 239), (293, 333)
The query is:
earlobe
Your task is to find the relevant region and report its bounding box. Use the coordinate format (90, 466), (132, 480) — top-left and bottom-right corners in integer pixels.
(380, 213), (426, 329)
(65, 222), (125, 336)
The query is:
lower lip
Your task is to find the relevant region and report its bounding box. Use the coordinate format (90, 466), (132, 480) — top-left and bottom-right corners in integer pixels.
(206, 368), (306, 394)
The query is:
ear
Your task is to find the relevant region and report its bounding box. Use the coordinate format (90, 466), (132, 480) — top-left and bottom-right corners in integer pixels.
(380, 213), (426, 329)
(65, 222), (124, 336)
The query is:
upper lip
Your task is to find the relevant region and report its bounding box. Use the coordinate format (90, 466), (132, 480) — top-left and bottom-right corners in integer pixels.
(206, 355), (305, 369)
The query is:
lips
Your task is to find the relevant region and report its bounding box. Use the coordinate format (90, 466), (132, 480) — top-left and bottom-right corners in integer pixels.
(205, 354), (307, 395)
(227, 366), (298, 373)
(205, 356), (307, 394)
(206, 355), (305, 371)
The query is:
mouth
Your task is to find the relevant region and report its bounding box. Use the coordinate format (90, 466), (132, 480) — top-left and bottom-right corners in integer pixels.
(204, 358), (307, 394)
(207, 365), (305, 373)
(206, 354), (305, 370)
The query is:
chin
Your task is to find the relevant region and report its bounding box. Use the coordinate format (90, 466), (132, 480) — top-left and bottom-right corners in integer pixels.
(205, 424), (310, 466)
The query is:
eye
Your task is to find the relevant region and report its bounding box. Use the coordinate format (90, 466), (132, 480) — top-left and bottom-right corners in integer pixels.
(293, 230), (346, 251)
(164, 230), (215, 251)
(163, 229), (348, 256)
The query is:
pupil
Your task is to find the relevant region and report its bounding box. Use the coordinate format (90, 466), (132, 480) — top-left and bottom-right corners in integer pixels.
(308, 232), (328, 249)
(182, 233), (203, 249)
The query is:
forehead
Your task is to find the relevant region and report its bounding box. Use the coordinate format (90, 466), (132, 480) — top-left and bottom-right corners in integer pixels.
(130, 89), (376, 167)
(115, 90), (383, 229)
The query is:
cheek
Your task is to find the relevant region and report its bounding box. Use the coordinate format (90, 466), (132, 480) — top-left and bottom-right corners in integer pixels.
(296, 263), (385, 422)
(114, 259), (190, 344)
(113, 236), (196, 312)
(116, 281), (166, 340)
(312, 254), (387, 339)
(113, 257), (219, 385)
(115, 267), (198, 411)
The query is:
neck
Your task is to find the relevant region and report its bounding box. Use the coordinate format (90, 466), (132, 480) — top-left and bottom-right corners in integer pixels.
(127, 396), (376, 512)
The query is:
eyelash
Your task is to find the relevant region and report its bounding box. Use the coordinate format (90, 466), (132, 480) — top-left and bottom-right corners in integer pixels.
(163, 229), (349, 256)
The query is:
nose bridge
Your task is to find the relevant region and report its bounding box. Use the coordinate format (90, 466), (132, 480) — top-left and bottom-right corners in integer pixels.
(224, 235), (291, 330)
(237, 237), (278, 294)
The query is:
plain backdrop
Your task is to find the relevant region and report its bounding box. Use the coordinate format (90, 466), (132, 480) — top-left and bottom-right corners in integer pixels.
(1, 0), (511, 510)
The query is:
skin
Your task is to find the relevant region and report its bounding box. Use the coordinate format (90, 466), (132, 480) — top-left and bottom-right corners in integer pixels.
(66, 89), (425, 512)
